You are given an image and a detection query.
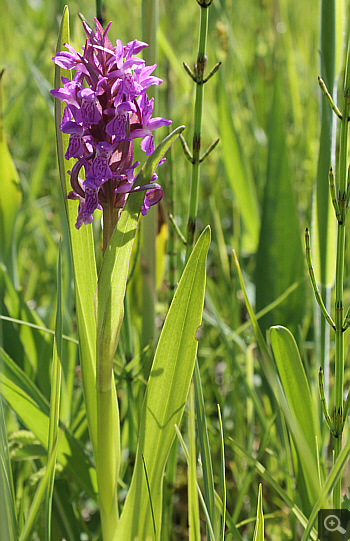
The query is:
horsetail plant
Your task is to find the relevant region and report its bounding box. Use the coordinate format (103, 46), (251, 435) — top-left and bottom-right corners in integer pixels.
(178, 0), (221, 538)
(306, 38), (350, 508)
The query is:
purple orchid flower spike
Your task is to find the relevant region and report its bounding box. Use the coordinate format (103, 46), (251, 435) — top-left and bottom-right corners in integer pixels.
(51, 17), (172, 229)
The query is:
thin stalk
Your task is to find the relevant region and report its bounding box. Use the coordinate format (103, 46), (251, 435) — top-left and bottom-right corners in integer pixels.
(332, 53), (350, 507)
(141, 0), (159, 361)
(185, 4), (208, 263)
(315, 0), (335, 427)
(166, 51), (176, 305)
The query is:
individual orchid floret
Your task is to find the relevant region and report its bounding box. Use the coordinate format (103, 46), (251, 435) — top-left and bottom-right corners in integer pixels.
(132, 94), (172, 155)
(51, 17), (172, 229)
(106, 101), (136, 140)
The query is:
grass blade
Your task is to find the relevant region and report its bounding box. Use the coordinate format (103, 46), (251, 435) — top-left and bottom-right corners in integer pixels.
(253, 484), (264, 541)
(255, 75), (305, 335)
(0, 395), (18, 541)
(188, 384), (200, 541)
(45, 243), (63, 541)
(217, 405), (226, 541)
(217, 71), (260, 253)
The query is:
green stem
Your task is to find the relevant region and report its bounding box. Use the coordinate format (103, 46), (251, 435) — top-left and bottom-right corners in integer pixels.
(102, 201), (119, 256)
(95, 204), (121, 540)
(333, 70), (350, 509)
(96, 385), (120, 540)
(185, 4), (208, 263)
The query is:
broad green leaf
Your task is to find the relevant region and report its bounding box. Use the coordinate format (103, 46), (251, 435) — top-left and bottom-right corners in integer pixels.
(45, 244), (63, 541)
(114, 226), (211, 541)
(270, 325), (320, 503)
(253, 484), (264, 541)
(0, 73), (22, 276)
(255, 76), (305, 335)
(217, 72), (260, 253)
(53, 5), (98, 456)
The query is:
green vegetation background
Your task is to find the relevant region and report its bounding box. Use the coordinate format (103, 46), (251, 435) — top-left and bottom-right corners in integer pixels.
(1, 0), (346, 539)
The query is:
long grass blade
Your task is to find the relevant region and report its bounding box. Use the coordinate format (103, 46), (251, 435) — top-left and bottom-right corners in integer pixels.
(188, 383), (200, 541)
(45, 242), (63, 541)
(252, 484), (264, 541)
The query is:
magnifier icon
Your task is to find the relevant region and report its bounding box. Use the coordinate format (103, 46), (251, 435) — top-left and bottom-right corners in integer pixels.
(324, 514), (347, 534)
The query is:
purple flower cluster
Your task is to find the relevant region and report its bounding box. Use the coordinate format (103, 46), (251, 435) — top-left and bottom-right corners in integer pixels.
(51, 18), (171, 229)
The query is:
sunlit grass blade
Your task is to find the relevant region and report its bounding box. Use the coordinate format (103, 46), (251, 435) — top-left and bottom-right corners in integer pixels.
(114, 226), (210, 541)
(188, 383), (200, 541)
(269, 326), (320, 496)
(253, 484), (264, 541)
(0, 396), (18, 541)
(0, 71), (22, 285)
(19, 438), (59, 541)
(217, 405), (226, 541)
(45, 242), (63, 541)
(255, 75), (304, 334)
(193, 360), (217, 539)
(217, 72), (260, 253)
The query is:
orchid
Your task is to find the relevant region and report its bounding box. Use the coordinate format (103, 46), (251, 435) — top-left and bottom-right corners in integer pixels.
(51, 17), (171, 229)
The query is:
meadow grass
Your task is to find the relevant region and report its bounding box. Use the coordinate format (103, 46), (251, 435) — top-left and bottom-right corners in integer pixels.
(1, 0), (349, 539)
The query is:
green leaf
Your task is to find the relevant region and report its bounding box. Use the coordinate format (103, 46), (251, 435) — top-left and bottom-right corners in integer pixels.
(301, 436), (350, 541)
(114, 226), (211, 541)
(269, 326), (320, 504)
(193, 360), (217, 539)
(217, 405), (226, 541)
(253, 484), (264, 541)
(0, 72), (22, 277)
(0, 396), (18, 541)
(0, 349), (97, 498)
(188, 384), (200, 541)
(19, 439), (59, 541)
(53, 5), (98, 457)
(255, 75), (305, 335)
(217, 73), (260, 253)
